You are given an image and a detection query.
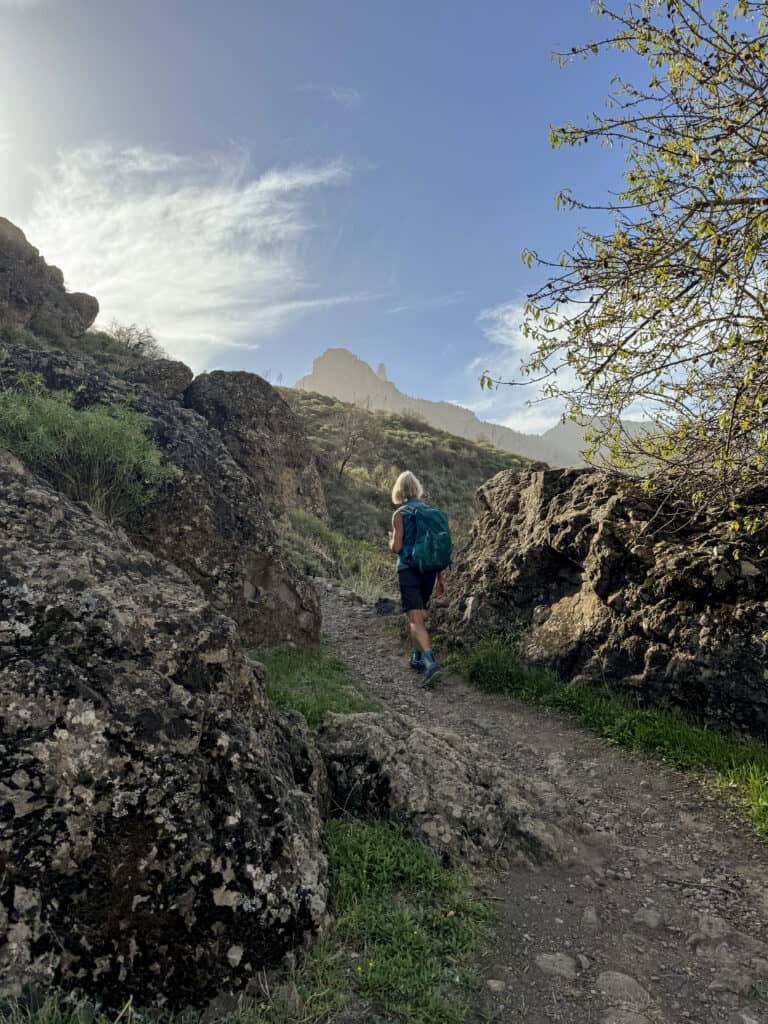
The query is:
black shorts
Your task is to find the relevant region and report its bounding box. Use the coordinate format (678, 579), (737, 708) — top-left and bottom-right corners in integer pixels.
(398, 567), (437, 613)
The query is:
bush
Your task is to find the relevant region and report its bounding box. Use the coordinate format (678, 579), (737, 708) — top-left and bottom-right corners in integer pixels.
(0, 377), (171, 521)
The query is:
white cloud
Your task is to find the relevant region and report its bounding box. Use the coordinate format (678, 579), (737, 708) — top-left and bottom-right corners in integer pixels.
(299, 83), (363, 109)
(24, 144), (366, 368)
(453, 298), (569, 435)
(477, 300), (537, 357)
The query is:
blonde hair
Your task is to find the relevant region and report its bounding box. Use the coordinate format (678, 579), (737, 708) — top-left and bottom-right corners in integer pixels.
(391, 470), (423, 505)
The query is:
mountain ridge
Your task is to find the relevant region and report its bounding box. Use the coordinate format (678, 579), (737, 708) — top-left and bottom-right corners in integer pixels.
(295, 347), (599, 466)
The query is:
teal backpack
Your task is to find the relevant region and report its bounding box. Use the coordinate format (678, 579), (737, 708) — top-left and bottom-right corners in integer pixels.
(404, 505), (452, 573)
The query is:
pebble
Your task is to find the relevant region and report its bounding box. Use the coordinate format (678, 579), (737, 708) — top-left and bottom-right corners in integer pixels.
(709, 969), (754, 995)
(486, 979), (506, 992)
(633, 907), (664, 930)
(582, 906), (600, 927)
(535, 952), (578, 980)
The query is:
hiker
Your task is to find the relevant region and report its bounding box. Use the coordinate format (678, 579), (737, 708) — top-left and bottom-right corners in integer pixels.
(388, 470), (450, 685)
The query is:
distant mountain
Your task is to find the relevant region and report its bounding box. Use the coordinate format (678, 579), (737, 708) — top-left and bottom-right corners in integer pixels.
(295, 348), (631, 467)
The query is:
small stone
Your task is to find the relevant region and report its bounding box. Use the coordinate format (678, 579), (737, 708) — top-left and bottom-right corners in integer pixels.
(577, 954), (591, 972)
(728, 1012), (762, 1024)
(596, 971), (651, 1011)
(633, 907), (663, 930)
(226, 944), (244, 967)
(486, 979), (506, 992)
(535, 953), (578, 980)
(583, 906), (600, 927)
(709, 969), (753, 995)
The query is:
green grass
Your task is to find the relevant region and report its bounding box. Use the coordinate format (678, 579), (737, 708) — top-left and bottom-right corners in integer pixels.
(0, 376), (171, 521)
(449, 636), (768, 836)
(0, 1001), (129, 1024)
(262, 644), (380, 726)
(240, 822), (490, 1024)
(323, 821), (490, 1024)
(280, 507), (396, 601)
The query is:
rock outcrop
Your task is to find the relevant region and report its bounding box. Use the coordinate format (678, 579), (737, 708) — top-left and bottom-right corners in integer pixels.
(0, 218), (98, 339)
(0, 343), (320, 646)
(439, 466), (768, 735)
(0, 451), (328, 1010)
(315, 712), (565, 865)
(186, 371), (326, 518)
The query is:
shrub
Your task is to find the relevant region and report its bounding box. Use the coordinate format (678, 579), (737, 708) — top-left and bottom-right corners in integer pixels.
(0, 378), (171, 521)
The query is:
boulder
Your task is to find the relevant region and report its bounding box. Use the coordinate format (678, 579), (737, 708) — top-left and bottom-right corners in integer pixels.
(0, 217), (98, 338)
(314, 712), (565, 866)
(186, 371), (327, 518)
(439, 466), (768, 734)
(0, 450), (328, 1010)
(0, 344), (320, 646)
(122, 357), (194, 402)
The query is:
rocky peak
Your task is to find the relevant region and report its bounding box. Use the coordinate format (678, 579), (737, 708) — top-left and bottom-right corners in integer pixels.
(0, 217), (98, 339)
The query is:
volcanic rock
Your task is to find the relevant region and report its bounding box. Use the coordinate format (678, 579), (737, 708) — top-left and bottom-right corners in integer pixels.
(0, 217), (98, 339)
(439, 466), (768, 734)
(186, 370), (326, 518)
(0, 450), (327, 1010)
(314, 711), (565, 866)
(0, 343), (319, 646)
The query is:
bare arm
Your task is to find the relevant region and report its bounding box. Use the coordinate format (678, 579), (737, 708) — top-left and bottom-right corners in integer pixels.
(389, 510), (404, 554)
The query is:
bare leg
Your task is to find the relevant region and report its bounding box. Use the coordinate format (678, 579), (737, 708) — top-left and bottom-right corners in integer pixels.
(406, 609), (431, 653)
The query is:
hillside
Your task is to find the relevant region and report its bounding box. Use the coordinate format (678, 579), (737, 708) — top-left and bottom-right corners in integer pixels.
(296, 347), (642, 467)
(279, 387), (529, 596)
(282, 386), (528, 534)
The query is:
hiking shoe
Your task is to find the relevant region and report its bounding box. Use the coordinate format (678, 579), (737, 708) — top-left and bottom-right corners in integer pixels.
(421, 659), (441, 687)
(409, 653), (425, 672)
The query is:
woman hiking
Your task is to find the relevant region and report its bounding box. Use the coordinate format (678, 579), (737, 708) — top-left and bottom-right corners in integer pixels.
(388, 470), (445, 685)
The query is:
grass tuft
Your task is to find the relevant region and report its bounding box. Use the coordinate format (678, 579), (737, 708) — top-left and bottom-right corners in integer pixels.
(324, 820), (489, 1024)
(280, 508), (395, 601)
(262, 644), (379, 727)
(449, 636), (768, 836)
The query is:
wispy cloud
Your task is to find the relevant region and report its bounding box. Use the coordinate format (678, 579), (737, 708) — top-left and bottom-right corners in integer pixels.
(24, 144), (366, 368)
(385, 290), (465, 315)
(477, 300), (536, 357)
(456, 299), (567, 434)
(299, 83), (363, 109)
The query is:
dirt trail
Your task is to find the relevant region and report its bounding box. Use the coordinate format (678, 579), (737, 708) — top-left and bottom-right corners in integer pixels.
(320, 584), (768, 1024)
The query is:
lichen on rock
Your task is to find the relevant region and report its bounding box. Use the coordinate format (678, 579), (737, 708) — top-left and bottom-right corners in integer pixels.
(0, 451), (328, 1011)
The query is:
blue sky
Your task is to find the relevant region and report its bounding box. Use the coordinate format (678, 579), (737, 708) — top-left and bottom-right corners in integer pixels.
(1, 0), (629, 432)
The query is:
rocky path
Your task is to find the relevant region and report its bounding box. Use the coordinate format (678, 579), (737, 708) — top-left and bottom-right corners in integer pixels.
(320, 584), (768, 1024)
